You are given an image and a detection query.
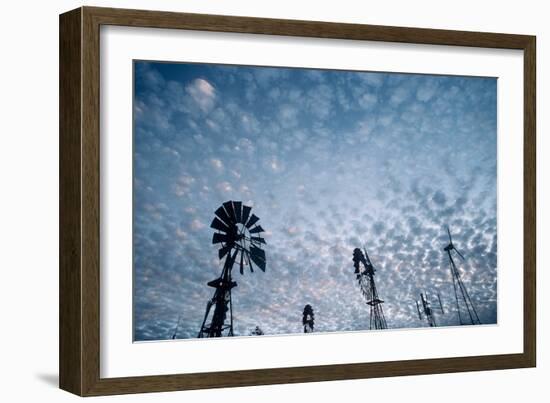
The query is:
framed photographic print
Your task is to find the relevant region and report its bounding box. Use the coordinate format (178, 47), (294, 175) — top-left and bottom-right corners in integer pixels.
(59, 6), (536, 396)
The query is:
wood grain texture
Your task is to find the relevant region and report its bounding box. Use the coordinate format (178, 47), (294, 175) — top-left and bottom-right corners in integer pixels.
(523, 38), (536, 367)
(85, 6), (532, 49)
(59, 6), (537, 396)
(59, 8), (83, 396)
(81, 6), (102, 396)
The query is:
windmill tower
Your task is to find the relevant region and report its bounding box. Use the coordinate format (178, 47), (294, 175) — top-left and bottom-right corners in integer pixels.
(171, 315), (182, 339)
(415, 291), (444, 327)
(352, 248), (387, 330)
(444, 227), (481, 325)
(302, 304), (314, 333)
(198, 201), (267, 338)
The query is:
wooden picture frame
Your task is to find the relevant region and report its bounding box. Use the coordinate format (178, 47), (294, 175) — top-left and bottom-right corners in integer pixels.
(59, 6), (536, 396)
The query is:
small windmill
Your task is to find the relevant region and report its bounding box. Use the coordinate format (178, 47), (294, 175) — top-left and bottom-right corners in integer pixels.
(171, 314), (183, 339)
(415, 291), (444, 327)
(352, 248), (387, 330)
(302, 304), (315, 333)
(444, 227), (481, 325)
(198, 201), (267, 338)
(249, 326), (265, 336)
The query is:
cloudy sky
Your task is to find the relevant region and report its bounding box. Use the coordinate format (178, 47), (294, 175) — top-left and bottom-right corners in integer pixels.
(133, 61), (497, 341)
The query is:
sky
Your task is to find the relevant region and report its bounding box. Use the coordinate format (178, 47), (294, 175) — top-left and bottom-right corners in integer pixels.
(133, 61), (497, 341)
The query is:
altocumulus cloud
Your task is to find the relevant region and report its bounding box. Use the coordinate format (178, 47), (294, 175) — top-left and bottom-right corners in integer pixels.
(133, 61), (497, 341)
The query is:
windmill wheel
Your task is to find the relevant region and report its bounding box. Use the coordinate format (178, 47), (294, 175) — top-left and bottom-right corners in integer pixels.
(210, 201), (267, 274)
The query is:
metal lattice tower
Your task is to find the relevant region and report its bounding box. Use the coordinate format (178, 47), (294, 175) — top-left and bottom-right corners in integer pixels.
(415, 292), (444, 327)
(197, 254), (238, 337)
(302, 304), (314, 333)
(198, 201), (267, 338)
(352, 248), (387, 330)
(444, 227), (481, 326)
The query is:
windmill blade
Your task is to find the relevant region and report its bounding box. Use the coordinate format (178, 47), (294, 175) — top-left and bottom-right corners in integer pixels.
(218, 244), (232, 260)
(249, 245), (266, 271)
(223, 201), (237, 223)
(212, 232), (231, 244)
(246, 250), (254, 273)
(251, 236), (266, 244)
(454, 247), (466, 260)
(241, 205), (252, 225)
(245, 214), (260, 229)
(415, 300), (422, 320)
(211, 217), (230, 233)
(249, 225), (265, 234)
(233, 201), (242, 223)
(447, 226), (453, 244)
(249, 245), (265, 260)
(215, 206), (232, 226)
(239, 250), (244, 275)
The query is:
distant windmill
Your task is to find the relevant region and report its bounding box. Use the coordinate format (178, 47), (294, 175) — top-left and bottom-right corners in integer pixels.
(171, 314), (183, 339)
(302, 304), (315, 333)
(444, 227), (481, 325)
(352, 248), (387, 330)
(198, 201), (267, 338)
(415, 291), (444, 327)
(250, 326), (265, 336)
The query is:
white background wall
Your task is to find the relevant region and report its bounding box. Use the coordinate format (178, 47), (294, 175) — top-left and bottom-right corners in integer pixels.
(0, 0), (546, 401)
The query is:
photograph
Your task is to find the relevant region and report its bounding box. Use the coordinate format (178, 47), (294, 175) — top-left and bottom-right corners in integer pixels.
(132, 60), (498, 342)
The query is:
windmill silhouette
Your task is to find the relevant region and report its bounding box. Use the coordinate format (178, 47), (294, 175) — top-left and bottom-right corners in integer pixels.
(352, 247), (387, 330)
(198, 201), (267, 338)
(302, 304), (315, 333)
(415, 291), (444, 327)
(444, 227), (481, 325)
(249, 326), (265, 336)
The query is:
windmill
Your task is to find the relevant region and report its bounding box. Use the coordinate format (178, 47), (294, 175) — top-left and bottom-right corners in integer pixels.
(171, 314), (183, 339)
(198, 201), (267, 338)
(415, 291), (444, 327)
(352, 248), (387, 330)
(302, 304), (315, 333)
(249, 326), (265, 336)
(444, 227), (481, 325)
